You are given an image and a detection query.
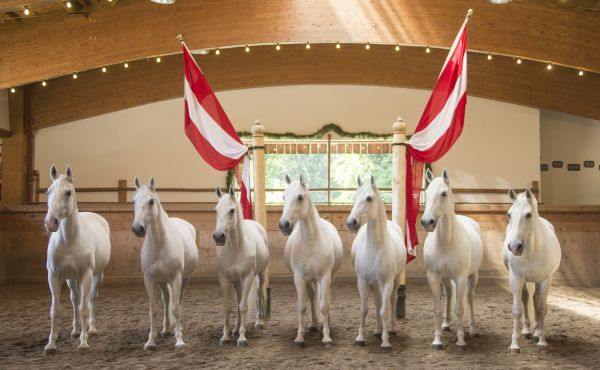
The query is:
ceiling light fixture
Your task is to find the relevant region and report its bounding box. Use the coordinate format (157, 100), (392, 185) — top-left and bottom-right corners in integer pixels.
(516, 57), (522, 64)
(124, 62), (129, 68)
(395, 45), (400, 52)
(245, 45), (250, 52)
(365, 42), (370, 50)
(487, 53), (492, 60)
(305, 42), (310, 49)
(486, 0), (512, 4)
(72, 73), (78, 79)
(578, 70), (584, 77)
(101, 66), (107, 73)
(336, 42), (340, 49)
(150, 0), (176, 4)
(156, 56), (161, 63)
(215, 48), (220, 55)
(23, 7), (30, 15)
(425, 46), (431, 53)
(10, 87), (16, 93)
(42, 80), (47, 87)
(546, 63), (553, 70)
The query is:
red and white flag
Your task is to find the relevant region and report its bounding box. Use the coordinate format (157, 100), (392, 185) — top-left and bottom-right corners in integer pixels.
(183, 42), (253, 219)
(405, 11), (471, 261)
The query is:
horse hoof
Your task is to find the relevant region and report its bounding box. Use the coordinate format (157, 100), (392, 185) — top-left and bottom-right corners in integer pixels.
(373, 333), (382, 339)
(255, 323), (264, 330)
(533, 336), (539, 343)
(523, 333), (532, 340)
(432, 344), (444, 350)
(442, 325), (451, 332)
(237, 340), (248, 348)
(380, 345), (392, 352)
(538, 344), (549, 353)
(77, 346), (90, 353)
(322, 341), (333, 349)
(218, 339), (231, 346)
(293, 340), (304, 348)
(308, 325), (320, 333)
(88, 327), (98, 335)
(175, 343), (186, 352)
(44, 347), (57, 356)
(353, 340), (366, 347)
(144, 343), (157, 351)
(509, 347), (520, 354)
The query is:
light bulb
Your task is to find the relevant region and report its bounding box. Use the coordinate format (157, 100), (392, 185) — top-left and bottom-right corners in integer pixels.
(101, 66), (107, 73)
(365, 43), (370, 50)
(156, 56), (161, 63)
(305, 42), (310, 49)
(517, 57), (522, 64)
(336, 42), (340, 49)
(275, 43), (280, 51)
(10, 87), (16, 93)
(395, 45), (400, 52)
(66, 1), (72, 8)
(425, 46), (431, 53)
(546, 63), (552, 70)
(215, 48), (220, 55)
(578, 70), (584, 77)
(245, 45), (250, 52)
(124, 62), (129, 68)
(42, 80), (47, 87)
(24, 8), (30, 15)
(487, 53), (492, 60)
(72, 73), (78, 79)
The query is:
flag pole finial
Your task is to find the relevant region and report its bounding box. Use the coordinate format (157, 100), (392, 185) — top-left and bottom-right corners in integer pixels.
(466, 9), (473, 18)
(177, 34), (184, 44)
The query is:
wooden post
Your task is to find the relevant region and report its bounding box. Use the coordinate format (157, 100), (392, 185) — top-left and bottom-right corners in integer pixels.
(118, 179), (128, 203)
(251, 121), (270, 317)
(32, 170), (40, 203)
(392, 117), (407, 319)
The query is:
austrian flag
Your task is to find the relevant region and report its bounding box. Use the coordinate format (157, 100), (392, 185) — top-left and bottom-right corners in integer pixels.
(182, 42), (253, 219)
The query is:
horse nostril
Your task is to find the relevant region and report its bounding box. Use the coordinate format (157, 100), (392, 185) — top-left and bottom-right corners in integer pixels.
(429, 219), (435, 225)
(420, 219), (427, 226)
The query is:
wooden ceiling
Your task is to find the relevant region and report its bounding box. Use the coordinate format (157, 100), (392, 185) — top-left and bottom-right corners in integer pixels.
(0, 0), (120, 22)
(27, 43), (600, 129)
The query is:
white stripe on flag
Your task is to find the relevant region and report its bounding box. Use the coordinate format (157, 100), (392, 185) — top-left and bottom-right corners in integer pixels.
(184, 79), (248, 160)
(242, 155), (251, 201)
(408, 53), (467, 151)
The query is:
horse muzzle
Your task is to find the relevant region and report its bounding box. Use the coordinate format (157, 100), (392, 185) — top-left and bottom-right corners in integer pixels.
(508, 240), (524, 256)
(132, 224), (146, 238)
(213, 231), (226, 246)
(278, 219), (294, 236)
(420, 217), (437, 232)
(45, 217), (59, 233)
(346, 218), (360, 233)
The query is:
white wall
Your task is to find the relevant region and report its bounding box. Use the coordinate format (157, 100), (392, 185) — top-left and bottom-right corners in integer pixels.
(34, 85), (540, 203)
(540, 110), (600, 205)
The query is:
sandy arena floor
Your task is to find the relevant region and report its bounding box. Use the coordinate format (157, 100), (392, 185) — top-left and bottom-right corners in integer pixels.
(0, 280), (599, 369)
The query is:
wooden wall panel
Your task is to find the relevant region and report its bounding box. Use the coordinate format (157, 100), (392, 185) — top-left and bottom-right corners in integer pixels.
(1, 203), (599, 285)
(28, 44), (600, 128)
(1, 0), (599, 88)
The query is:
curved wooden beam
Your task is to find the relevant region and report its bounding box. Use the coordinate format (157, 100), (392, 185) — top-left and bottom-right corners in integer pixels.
(28, 44), (600, 128)
(2, 0), (599, 89)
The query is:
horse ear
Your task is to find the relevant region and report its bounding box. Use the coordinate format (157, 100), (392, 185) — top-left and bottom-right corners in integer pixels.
(508, 189), (517, 202)
(370, 175), (376, 187)
(525, 187), (533, 202)
(285, 174), (291, 185)
(65, 165), (73, 182)
(228, 185), (235, 198)
(357, 176), (362, 187)
(215, 186), (222, 199)
(134, 176), (142, 190)
(50, 165), (58, 181)
(299, 175), (306, 189)
(149, 176), (156, 191)
(425, 168), (434, 183)
(442, 168), (450, 185)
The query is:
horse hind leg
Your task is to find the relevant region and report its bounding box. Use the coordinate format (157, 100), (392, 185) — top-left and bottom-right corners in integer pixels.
(158, 282), (172, 337)
(306, 280), (319, 332)
(87, 273), (103, 335)
(467, 271), (478, 337)
(372, 284), (383, 337)
(232, 280), (242, 336)
(441, 278), (453, 332)
(67, 279), (80, 338)
(389, 278), (400, 336)
(521, 283), (532, 339)
(255, 272), (266, 330)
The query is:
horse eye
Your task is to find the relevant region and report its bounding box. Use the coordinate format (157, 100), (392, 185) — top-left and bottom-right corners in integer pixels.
(525, 212), (532, 218)
(366, 196), (373, 202)
(229, 208), (235, 215)
(148, 199), (154, 205)
(297, 194), (304, 201)
(65, 190), (72, 197)
(441, 191), (448, 197)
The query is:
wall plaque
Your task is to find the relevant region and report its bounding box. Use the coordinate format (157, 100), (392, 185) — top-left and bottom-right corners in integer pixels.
(584, 160), (595, 168)
(552, 161), (563, 168)
(567, 164), (580, 171)
(540, 164), (548, 171)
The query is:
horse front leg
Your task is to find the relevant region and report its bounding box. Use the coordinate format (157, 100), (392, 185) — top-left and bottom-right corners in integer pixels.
(44, 272), (62, 355)
(441, 278), (452, 331)
(534, 278), (552, 352)
(354, 278), (369, 346)
(379, 279), (395, 350)
(218, 275), (233, 345)
(87, 272), (103, 335)
(236, 274), (254, 347)
(232, 280), (242, 336)
(467, 271), (479, 337)
(158, 282), (171, 337)
(427, 272), (443, 350)
(306, 280), (319, 332)
(292, 273), (308, 347)
(66, 279), (80, 338)
(318, 274), (333, 347)
(372, 284), (383, 337)
(170, 273), (186, 350)
(508, 273), (525, 353)
(255, 272), (266, 330)
(77, 271), (93, 351)
(454, 274), (468, 348)
(143, 276), (159, 351)
(521, 283), (532, 339)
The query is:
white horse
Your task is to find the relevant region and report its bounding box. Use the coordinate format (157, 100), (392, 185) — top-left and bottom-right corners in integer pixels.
(43, 165), (111, 354)
(279, 175), (343, 347)
(347, 175), (406, 350)
(132, 176), (198, 351)
(213, 186), (269, 347)
(421, 168), (483, 349)
(504, 188), (561, 353)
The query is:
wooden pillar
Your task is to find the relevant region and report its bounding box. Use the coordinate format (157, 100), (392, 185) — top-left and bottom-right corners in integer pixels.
(118, 179), (128, 203)
(392, 117), (407, 319)
(0, 87), (29, 205)
(251, 120), (270, 317)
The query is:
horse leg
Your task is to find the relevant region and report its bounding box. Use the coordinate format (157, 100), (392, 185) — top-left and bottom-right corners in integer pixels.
(454, 274), (468, 348)
(467, 271), (478, 337)
(508, 273), (525, 353)
(170, 274), (186, 350)
(293, 273), (308, 347)
(354, 278), (369, 346)
(306, 280), (319, 332)
(427, 272), (443, 350)
(318, 274), (333, 347)
(372, 284), (383, 337)
(441, 278), (452, 332)
(158, 282), (171, 337)
(534, 278), (552, 351)
(379, 279), (394, 350)
(44, 272), (62, 354)
(255, 272), (266, 329)
(77, 271), (92, 350)
(143, 276), (160, 351)
(236, 274), (254, 347)
(87, 272), (102, 335)
(218, 275), (233, 345)
(232, 280), (242, 336)
(66, 279), (80, 338)
(390, 277), (399, 336)
(521, 283), (532, 339)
